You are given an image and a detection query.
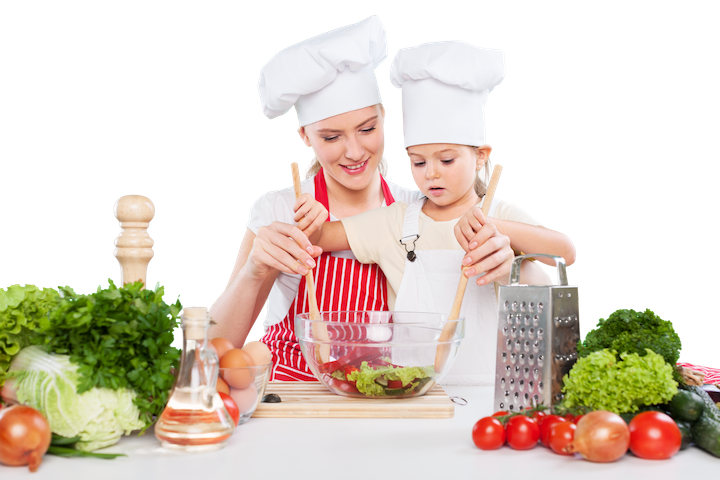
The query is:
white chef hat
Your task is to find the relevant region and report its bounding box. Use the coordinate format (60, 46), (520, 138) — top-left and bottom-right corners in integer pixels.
(258, 16), (387, 127)
(390, 41), (504, 148)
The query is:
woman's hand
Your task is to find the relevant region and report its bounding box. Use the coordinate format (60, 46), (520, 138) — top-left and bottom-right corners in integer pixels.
(455, 208), (514, 286)
(249, 221), (322, 279)
(293, 193), (328, 237)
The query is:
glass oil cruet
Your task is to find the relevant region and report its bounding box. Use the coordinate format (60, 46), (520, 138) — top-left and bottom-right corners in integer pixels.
(155, 306), (235, 452)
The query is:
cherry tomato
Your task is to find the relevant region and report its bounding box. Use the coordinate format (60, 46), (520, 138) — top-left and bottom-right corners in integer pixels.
(548, 421), (576, 455)
(218, 392), (240, 426)
(629, 411), (681, 460)
(572, 414), (584, 425)
(539, 415), (568, 447)
(532, 410), (547, 425)
(492, 410), (509, 417)
(563, 413), (576, 422)
(472, 417), (506, 450)
(506, 415), (539, 450)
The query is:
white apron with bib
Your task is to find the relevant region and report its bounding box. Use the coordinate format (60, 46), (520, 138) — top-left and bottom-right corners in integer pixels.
(393, 199), (498, 386)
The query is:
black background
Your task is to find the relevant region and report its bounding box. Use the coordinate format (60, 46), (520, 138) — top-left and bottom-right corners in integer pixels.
(0, 11), (718, 365)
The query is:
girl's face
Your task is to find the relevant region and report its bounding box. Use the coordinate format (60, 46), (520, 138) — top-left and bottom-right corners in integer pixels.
(299, 105), (384, 192)
(407, 143), (486, 211)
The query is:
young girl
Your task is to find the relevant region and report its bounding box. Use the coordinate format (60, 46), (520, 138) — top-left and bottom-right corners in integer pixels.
(304, 41), (575, 385)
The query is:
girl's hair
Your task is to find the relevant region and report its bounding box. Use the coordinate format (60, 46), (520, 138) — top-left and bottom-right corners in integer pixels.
(303, 103), (389, 179)
(474, 157), (491, 198)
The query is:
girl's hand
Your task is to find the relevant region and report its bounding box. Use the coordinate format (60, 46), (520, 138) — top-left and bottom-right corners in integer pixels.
(454, 206), (486, 251)
(249, 221), (323, 278)
(455, 210), (514, 286)
(293, 193), (328, 237)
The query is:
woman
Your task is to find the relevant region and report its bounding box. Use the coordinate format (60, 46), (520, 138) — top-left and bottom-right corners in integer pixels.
(209, 17), (517, 381)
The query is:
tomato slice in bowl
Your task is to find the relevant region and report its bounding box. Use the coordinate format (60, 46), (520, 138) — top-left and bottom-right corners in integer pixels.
(387, 379), (403, 389)
(326, 376), (361, 394)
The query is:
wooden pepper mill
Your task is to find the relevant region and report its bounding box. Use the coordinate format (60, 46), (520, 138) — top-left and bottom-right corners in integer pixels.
(113, 195), (155, 288)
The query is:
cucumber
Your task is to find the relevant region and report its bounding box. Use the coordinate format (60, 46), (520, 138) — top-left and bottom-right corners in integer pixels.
(676, 420), (693, 450)
(667, 390), (705, 422)
(691, 415), (720, 457)
(683, 385), (720, 422)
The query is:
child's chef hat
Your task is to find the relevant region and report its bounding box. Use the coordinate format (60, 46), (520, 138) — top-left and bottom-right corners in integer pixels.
(258, 16), (387, 127)
(390, 41), (504, 148)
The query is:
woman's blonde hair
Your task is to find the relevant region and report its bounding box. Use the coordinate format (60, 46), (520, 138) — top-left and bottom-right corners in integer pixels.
(303, 103), (390, 179)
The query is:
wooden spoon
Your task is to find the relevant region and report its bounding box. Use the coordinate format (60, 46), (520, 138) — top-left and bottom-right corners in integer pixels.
(434, 164), (503, 373)
(291, 163), (328, 363)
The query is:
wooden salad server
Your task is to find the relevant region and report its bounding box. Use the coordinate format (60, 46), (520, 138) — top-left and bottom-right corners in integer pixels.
(291, 163), (328, 363)
(434, 164), (503, 373)
(114, 195), (155, 289)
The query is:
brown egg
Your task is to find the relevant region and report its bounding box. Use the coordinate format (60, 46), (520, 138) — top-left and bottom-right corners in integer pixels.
(219, 349), (254, 389)
(216, 376), (230, 395)
(210, 337), (235, 360)
(229, 384), (259, 415)
(241, 341), (272, 366)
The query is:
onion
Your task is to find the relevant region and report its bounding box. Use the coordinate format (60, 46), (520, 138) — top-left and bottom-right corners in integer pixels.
(1, 378), (18, 404)
(0, 405), (52, 472)
(565, 410), (630, 463)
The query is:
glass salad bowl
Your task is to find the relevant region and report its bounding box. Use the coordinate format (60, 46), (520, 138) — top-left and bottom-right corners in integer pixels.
(295, 311), (465, 398)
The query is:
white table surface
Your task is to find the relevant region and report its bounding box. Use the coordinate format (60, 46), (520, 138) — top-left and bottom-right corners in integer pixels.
(1, 385), (717, 479)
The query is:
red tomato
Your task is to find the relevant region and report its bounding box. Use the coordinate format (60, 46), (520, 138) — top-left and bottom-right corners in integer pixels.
(532, 410), (547, 425)
(548, 421), (576, 455)
(327, 377), (360, 394)
(572, 414), (584, 425)
(563, 413), (576, 422)
(472, 417), (506, 450)
(343, 365), (359, 379)
(539, 415), (568, 447)
(218, 392), (240, 426)
(492, 410), (509, 417)
(387, 379), (403, 389)
(506, 416), (540, 450)
(629, 411), (682, 460)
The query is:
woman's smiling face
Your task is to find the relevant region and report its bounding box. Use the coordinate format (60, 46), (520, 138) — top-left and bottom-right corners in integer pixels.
(299, 105), (384, 191)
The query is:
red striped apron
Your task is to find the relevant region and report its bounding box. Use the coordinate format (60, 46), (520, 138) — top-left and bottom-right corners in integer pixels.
(261, 169), (396, 381)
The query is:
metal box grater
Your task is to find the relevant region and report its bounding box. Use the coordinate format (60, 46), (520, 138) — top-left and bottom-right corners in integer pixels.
(493, 254), (580, 412)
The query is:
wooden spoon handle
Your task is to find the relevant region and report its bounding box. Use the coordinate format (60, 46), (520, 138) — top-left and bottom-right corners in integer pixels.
(481, 165), (503, 218)
(435, 164), (503, 373)
(291, 163), (327, 363)
(291, 163), (321, 321)
(448, 163), (503, 321)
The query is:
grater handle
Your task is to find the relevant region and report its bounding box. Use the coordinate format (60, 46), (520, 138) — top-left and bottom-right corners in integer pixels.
(510, 254), (568, 286)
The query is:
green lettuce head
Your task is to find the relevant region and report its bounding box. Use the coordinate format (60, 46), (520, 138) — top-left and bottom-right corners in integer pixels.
(561, 348), (677, 414)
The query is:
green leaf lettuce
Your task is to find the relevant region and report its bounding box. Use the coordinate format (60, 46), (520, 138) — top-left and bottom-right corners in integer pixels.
(562, 348), (677, 414)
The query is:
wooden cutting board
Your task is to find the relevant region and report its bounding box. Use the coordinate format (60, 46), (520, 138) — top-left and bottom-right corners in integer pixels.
(251, 381), (454, 419)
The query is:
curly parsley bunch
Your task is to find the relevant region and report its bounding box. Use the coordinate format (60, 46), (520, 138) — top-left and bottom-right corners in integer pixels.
(39, 280), (182, 426)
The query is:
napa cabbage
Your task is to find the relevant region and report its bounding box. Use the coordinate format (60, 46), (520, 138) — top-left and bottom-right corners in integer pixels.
(7, 346), (146, 452)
